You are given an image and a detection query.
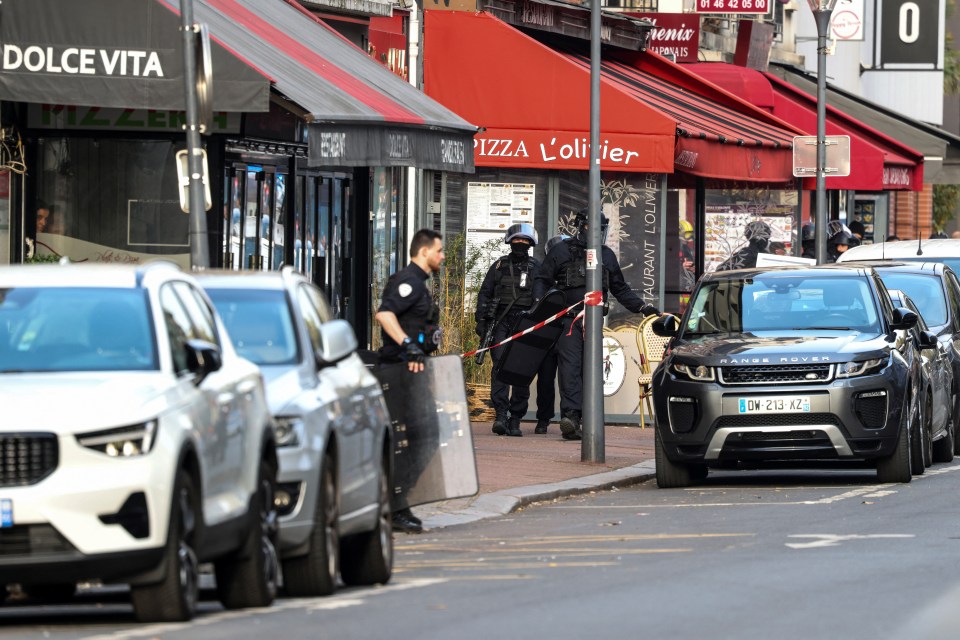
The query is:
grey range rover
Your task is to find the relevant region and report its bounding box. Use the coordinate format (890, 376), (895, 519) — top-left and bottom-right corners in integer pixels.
(650, 265), (933, 487)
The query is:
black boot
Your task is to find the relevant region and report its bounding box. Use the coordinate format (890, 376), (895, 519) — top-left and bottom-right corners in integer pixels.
(559, 411), (582, 441)
(492, 414), (507, 435)
(534, 419), (549, 434)
(392, 507), (423, 534)
(506, 416), (523, 437)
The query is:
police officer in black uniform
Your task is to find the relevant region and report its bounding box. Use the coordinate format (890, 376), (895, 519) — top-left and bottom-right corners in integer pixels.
(801, 223), (816, 260)
(534, 211), (660, 440)
(715, 220), (772, 272)
(475, 223), (540, 437)
(374, 228), (445, 533)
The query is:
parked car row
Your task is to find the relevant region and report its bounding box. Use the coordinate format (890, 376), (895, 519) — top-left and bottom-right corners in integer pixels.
(650, 261), (959, 488)
(0, 263), (393, 622)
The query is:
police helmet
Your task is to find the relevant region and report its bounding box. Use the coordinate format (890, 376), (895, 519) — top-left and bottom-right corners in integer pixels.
(545, 234), (570, 254)
(827, 220), (854, 246)
(801, 223), (815, 242)
(504, 222), (538, 246)
(573, 208), (610, 239)
(744, 220), (772, 244)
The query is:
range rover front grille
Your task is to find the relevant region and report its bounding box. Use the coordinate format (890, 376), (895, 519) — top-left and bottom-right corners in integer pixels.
(716, 413), (841, 429)
(0, 434), (59, 487)
(719, 364), (834, 385)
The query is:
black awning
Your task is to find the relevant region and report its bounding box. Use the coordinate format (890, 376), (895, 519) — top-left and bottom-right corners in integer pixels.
(195, 0), (477, 172)
(0, 0), (270, 112)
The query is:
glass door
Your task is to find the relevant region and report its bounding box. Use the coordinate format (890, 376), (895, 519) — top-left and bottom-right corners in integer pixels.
(222, 165), (246, 269)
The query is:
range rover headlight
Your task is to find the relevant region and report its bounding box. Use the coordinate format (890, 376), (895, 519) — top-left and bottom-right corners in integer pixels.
(836, 357), (886, 379)
(77, 420), (157, 457)
(274, 417), (303, 448)
(672, 363), (716, 382)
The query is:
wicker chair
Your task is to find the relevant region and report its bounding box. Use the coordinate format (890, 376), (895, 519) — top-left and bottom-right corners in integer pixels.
(636, 314), (672, 428)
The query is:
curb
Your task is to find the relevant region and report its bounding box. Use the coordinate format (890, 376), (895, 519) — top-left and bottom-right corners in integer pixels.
(418, 459), (657, 530)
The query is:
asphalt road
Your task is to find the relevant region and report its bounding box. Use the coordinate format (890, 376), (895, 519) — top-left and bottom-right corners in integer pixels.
(5, 464), (960, 639)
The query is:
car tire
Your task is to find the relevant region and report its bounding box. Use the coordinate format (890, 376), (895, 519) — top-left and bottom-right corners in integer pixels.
(215, 457), (279, 610)
(340, 450), (393, 587)
(130, 469), (199, 622)
(911, 393), (927, 475)
(933, 392), (956, 463)
(877, 396), (914, 484)
(283, 452), (339, 597)
(655, 428), (694, 488)
(952, 390), (960, 457)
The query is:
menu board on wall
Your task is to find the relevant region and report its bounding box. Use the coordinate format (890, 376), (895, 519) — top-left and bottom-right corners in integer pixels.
(704, 206), (794, 273)
(853, 198), (877, 244)
(466, 182), (534, 232)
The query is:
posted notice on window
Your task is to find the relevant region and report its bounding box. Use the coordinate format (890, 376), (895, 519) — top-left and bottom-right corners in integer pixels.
(466, 182), (534, 232)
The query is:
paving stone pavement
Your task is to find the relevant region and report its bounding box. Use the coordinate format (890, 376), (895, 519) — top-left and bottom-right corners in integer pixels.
(412, 419), (656, 530)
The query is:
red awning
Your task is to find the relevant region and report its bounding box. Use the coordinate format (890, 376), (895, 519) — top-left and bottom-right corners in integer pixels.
(685, 63), (924, 191)
(423, 11), (674, 173)
(423, 11), (797, 182)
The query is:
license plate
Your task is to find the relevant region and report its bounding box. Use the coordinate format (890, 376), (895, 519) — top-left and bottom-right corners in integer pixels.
(738, 396), (811, 414)
(0, 499), (11, 528)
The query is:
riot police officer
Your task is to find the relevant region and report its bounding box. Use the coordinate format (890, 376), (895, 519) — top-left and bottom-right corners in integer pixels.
(801, 223), (816, 260)
(374, 228), (445, 533)
(826, 220), (855, 263)
(475, 223), (540, 437)
(715, 220), (772, 271)
(534, 211), (660, 440)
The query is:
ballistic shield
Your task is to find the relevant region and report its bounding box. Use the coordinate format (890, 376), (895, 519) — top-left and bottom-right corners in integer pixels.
(492, 289), (567, 387)
(373, 355), (479, 510)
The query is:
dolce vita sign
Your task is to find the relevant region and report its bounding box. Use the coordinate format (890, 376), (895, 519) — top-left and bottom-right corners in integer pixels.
(2, 44), (167, 77)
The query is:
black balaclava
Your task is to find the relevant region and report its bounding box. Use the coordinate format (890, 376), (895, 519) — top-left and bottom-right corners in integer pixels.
(510, 241), (530, 261)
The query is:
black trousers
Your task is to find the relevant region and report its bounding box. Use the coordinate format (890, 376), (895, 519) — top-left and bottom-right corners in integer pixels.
(490, 312), (530, 419)
(535, 347), (558, 422)
(555, 315), (584, 416)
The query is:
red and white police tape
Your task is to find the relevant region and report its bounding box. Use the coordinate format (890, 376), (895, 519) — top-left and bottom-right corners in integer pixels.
(461, 290), (603, 359)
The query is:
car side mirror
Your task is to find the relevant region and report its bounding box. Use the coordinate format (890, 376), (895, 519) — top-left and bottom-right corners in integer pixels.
(315, 319), (358, 367)
(185, 339), (223, 384)
(917, 330), (938, 350)
(652, 315), (679, 337)
(890, 307), (919, 331)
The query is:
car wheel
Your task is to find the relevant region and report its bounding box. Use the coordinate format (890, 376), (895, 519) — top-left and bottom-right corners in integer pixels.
(877, 394), (914, 484)
(130, 469), (199, 622)
(283, 452), (339, 597)
(910, 392), (927, 475)
(952, 389), (960, 457)
(340, 449), (394, 586)
(934, 391), (956, 463)
(215, 457), (279, 609)
(655, 428), (694, 488)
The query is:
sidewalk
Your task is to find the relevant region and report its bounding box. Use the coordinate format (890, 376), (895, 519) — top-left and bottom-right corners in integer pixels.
(415, 419), (656, 530)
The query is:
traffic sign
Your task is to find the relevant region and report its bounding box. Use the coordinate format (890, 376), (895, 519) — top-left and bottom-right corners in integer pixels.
(792, 135), (851, 178)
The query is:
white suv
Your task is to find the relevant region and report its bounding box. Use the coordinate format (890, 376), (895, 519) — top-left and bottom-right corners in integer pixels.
(0, 262), (278, 622)
(200, 268), (394, 597)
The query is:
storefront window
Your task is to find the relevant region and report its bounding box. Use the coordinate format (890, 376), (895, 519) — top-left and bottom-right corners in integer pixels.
(35, 137), (188, 265)
(704, 188), (800, 273)
(664, 189), (696, 315)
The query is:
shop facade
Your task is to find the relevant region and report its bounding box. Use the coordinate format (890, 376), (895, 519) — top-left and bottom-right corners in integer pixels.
(0, 0), (476, 342)
(422, 9), (804, 420)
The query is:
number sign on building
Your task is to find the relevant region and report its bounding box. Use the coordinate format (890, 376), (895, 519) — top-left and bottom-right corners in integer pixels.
(878, 0), (941, 67)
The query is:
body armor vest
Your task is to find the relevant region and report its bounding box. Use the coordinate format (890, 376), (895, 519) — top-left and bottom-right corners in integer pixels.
(494, 256), (535, 309)
(558, 242), (609, 291)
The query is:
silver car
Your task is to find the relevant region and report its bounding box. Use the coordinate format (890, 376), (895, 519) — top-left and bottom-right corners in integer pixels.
(199, 268), (393, 596)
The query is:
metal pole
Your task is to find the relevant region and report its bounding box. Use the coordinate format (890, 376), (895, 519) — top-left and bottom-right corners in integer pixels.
(813, 10), (832, 265)
(181, 0), (209, 269)
(583, 0), (604, 463)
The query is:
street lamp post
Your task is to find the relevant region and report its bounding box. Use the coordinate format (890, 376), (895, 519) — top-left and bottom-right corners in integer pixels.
(806, 0), (839, 265)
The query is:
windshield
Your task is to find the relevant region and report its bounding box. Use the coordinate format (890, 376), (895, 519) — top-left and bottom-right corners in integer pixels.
(876, 273), (947, 327)
(0, 287), (157, 373)
(683, 276), (882, 335)
(206, 288), (299, 366)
